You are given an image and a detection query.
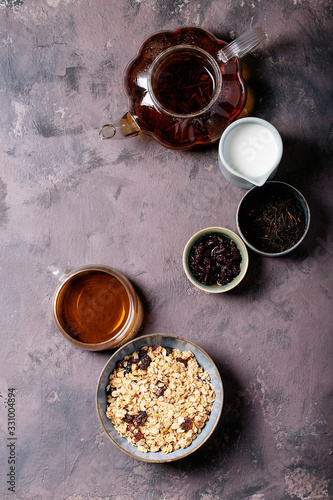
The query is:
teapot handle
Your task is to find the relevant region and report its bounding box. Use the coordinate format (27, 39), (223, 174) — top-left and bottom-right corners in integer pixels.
(99, 111), (142, 140)
(218, 27), (266, 63)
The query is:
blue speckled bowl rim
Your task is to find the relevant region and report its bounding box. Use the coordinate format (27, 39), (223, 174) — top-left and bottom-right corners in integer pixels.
(182, 227), (249, 293)
(236, 181), (311, 257)
(96, 334), (224, 463)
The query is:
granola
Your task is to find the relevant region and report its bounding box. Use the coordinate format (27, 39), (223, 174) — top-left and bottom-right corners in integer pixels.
(105, 346), (215, 454)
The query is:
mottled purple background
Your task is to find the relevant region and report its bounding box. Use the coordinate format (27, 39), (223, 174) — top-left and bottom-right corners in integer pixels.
(0, 0), (332, 499)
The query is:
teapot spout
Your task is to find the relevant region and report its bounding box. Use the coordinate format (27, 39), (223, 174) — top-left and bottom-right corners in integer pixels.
(99, 111), (142, 140)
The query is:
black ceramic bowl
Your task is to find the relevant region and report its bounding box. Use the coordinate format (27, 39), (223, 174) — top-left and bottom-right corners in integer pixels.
(236, 181), (310, 257)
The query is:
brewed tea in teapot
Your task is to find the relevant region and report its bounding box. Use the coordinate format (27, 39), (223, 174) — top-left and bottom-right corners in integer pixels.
(100, 27), (266, 150)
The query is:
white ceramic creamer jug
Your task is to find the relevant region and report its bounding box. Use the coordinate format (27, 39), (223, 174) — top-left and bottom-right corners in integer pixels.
(218, 117), (283, 189)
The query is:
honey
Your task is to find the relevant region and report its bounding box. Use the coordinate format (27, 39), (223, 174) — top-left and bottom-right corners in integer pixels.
(56, 270), (130, 344)
(51, 266), (143, 350)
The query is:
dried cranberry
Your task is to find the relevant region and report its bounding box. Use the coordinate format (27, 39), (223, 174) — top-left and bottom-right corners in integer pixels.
(176, 357), (188, 366)
(127, 422), (136, 433)
(138, 353), (151, 370)
(135, 411), (148, 426)
(155, 382), (167, 397)
(134, 431), (143, 441)
(123, 413), (134, 423)
(106, 386), (116, 396)
(124, 364), (132, 374)
(123, 355), (140, 374)
(188, 232), (241, 286)
(180, 417), (193, 432)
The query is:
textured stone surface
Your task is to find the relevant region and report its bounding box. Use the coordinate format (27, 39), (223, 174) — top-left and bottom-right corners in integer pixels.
(0, 0), (332, 499)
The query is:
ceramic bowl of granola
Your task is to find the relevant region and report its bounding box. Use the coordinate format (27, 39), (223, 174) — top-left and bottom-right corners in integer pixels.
(96, 334), (223, 462)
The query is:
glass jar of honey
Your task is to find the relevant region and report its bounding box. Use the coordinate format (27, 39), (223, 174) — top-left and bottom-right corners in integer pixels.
(48, 265), (143, 351)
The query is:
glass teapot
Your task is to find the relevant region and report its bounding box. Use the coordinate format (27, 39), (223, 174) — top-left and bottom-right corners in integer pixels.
(99, 27), (266, 151)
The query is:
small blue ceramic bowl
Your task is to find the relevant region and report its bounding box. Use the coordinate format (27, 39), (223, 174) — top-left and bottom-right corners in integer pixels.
(96, 334), (223, 463)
